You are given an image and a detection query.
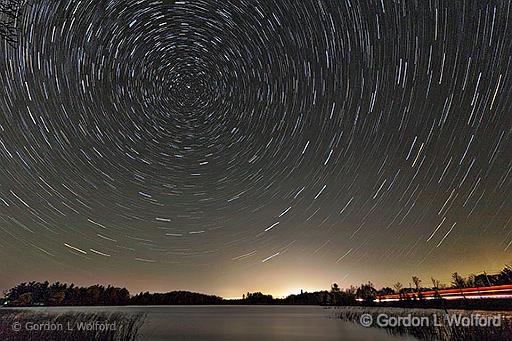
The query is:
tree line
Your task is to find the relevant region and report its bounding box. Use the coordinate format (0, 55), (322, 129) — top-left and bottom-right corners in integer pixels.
(3, 264), (511, 307)
(350, 264), (512, 304)
(2, 281), (224, 307)
(3, 281), (131, 306)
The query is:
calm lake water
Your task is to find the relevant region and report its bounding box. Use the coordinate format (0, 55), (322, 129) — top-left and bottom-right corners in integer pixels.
(15, 305), (417, 341)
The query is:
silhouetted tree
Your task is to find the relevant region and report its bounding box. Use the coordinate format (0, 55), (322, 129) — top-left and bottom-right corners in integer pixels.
(4, 281), (133, 307)
(393, 282), (403, 300)
(356, 282), (376, 304)
(412, 276), (421, 291)
(451, 272), (466, 289)
(412, 276), (424, 301)
(244, 292), (274, 304)
(345, 285), (357, 296)
(377, 287), (395, 296)
(431, 277), (442, 299)
(327, 283), (356, 306)
(499, 264), (512, 284)
(282, 288), (355, 306)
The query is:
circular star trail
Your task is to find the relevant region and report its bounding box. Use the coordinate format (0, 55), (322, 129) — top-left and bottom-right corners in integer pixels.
(0, 0), (511, 293)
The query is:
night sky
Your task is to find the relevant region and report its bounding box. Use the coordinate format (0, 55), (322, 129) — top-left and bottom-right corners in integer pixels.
(0, 0), (511, 298)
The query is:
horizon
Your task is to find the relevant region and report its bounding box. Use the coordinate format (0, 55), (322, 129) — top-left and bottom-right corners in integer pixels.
(1, 0), (511, 312)
(2, 262), (509, 299)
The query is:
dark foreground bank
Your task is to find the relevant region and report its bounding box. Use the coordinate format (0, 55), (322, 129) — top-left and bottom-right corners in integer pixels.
(0, 309), (145, 341)
(338, 306), (512, 341)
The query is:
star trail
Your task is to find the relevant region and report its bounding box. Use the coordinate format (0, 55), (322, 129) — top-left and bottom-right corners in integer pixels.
(0, 0), (511, 297)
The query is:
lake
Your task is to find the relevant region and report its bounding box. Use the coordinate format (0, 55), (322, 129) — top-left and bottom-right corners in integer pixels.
(12, 305), (417, 340)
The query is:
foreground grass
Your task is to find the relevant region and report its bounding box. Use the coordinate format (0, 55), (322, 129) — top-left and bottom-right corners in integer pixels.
(0, 309), (145, 341)
(338, 306), (512, 341)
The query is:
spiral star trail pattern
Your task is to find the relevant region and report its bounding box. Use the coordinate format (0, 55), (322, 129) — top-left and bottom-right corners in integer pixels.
(0, 0), (511, 296)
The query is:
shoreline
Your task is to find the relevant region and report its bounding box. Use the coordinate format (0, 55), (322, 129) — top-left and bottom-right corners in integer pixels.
(3, 303), (512, 312)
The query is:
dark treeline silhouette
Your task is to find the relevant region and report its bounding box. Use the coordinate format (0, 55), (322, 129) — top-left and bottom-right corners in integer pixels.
(240, 292), (274, 304)
(3, 264), (511, 308)
(130, 291), (223, 305)
(2, 281), (222, 307)
(449, 267), (512, 287)
(229, 286), (356, 306)
(4, 281), (130, 307)
(279, 284), (356, 306)
(2, 283), (353, 307)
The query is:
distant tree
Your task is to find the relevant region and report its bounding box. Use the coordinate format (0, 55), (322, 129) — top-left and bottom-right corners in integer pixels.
(130, 290), (223, 305)
(412, 276), (421, 291)
(451, 272), (466, 289)
(345, 285), (357, 296)
(451, 272), (469, 301)
(393, 282), (403, 300)
(18, 292), (32, 305)
(4, 281), (133, 307)
(0, 0), (25, 46)
(431, 277), (442, 299)
(378, 287), (395, 296)
(244, 292), (273, 304)
(499, 265), (512, 284)
(412, 276), (423, 301)
(329, 283), (352, 306)
(356, 282), (376, 304)
(86, 285), (103, 305)
(466, 274), (476, 288)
